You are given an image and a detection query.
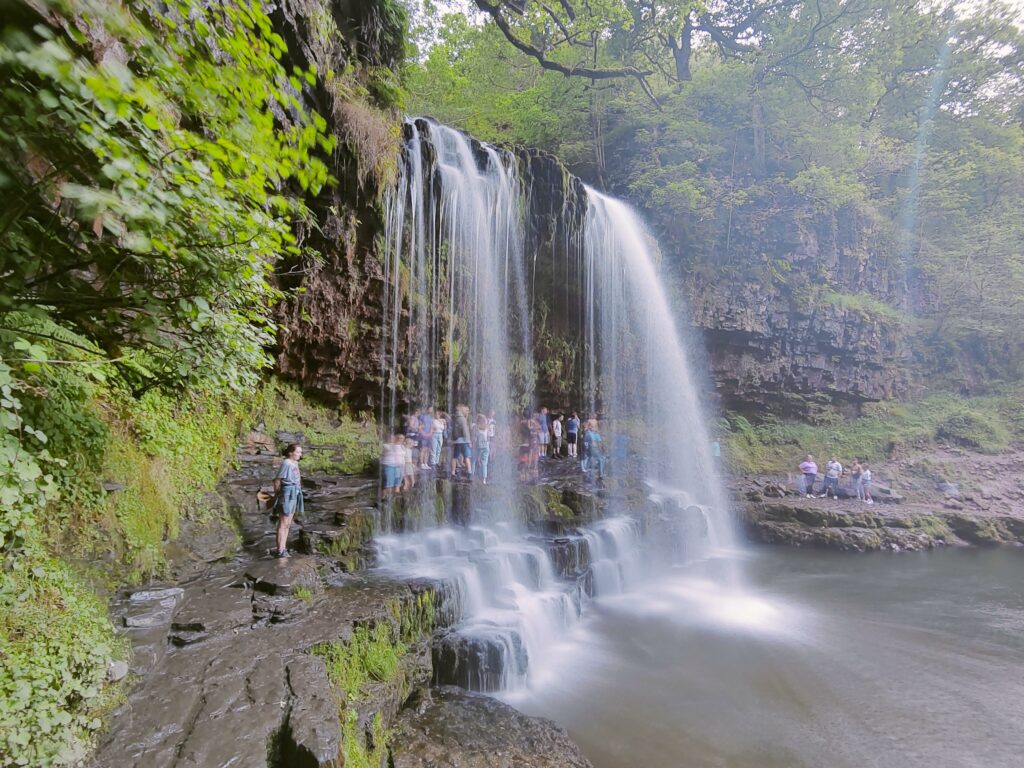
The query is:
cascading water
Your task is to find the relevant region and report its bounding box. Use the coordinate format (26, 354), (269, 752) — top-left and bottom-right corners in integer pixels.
(375, 117), (741, 694)
(581, 190), (739, 575)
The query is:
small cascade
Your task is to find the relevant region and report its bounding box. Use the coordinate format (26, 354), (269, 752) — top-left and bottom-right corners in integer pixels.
(373, 118), (744, 694)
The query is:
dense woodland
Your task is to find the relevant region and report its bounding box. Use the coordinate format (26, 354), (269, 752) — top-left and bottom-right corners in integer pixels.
(0, 0), (1022, 765)
(408, 0), (1024, 383)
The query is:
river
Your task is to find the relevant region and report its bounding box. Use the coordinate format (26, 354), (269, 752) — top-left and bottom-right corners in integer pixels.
(505, 547), (1024, 768)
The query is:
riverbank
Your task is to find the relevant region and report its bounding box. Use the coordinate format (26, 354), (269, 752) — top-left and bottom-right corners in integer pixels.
(733, 446), (1024, 551)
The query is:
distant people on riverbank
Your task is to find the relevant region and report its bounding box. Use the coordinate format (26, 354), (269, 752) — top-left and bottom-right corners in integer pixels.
(552, 413), (563, 457)
(851, 460), (864, 500)
(566, 412), (580, 458)
(538, 407), (550, 458)
(822, 457), (842, 499)
(798, 455), (818, 497)
(860, 463), (874, 504)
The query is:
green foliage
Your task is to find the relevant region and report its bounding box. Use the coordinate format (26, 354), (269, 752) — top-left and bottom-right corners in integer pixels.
(293, 585), (315, 604)
(255, 379), (378, 474)
(0, 553), (125, 767)
(819, 291), (904, 324)
(310, 624), (405, 703)
(0, 0), (333, 393)
(310, 622), (407, 768)
(935, 410), (1010, 453)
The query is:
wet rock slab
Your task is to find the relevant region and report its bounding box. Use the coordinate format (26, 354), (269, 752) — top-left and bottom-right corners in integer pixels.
(245, 556), (321, 595)
(390, 687), (593, 768)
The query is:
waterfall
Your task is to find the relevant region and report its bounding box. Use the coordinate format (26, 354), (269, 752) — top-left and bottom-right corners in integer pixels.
(375, 117), (741, 693)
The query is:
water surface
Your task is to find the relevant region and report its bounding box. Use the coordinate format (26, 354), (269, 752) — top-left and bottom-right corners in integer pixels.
(507, 548), (1024, 768)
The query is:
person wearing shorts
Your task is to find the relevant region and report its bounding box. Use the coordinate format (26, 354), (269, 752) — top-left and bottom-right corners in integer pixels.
(273, 443), (304, 558)
(450, 405), (473, 478)
(382, 433), (404, 496)
(566, 412), (580, 458)
(538, 407), (550, 458)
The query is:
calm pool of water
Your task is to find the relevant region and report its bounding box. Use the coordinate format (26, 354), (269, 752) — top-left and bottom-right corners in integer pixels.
(504, 547), (1024, 768)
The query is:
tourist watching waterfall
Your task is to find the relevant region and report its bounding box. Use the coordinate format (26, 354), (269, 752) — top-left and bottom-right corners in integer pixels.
(430, 411), (446, 467)
(272, 443), (303, 559)
(418, 407), (434, 469)
(861, 464), (874, 504)
(474, 415), (490, 484)
(552, 414), (563, 457)
(538, 407), (551, 458)
(451, 405), (473, 479)
(381, 433), (405, 496)
(798, 455), (818, 497)
(582, 420), (605, 483)
(851, 460), (864, 500)
(566, 412), (580, 458)
(822, 457), (843, 499)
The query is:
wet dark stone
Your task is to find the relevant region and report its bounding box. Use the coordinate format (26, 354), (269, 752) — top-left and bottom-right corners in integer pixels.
(168, 581), (254, 646)
(282, 655), (342, 767)
(432, 628), (527, 692)
(390, 687), (593, 768)
(123, 592), (180, 629)
(245, 557), (322, 596)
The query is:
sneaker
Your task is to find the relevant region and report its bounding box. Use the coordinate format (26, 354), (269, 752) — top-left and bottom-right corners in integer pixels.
(277, 549), (291, 558)
(818, 494), (827, 498)
(866, 499), (874, 505)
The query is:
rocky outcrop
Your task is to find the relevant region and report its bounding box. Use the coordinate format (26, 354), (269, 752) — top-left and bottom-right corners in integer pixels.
(685, 200), (909, 413)
(389, 687), (593, 768)
(268, 0), (406, 407)
(739, 499), (1024, 552)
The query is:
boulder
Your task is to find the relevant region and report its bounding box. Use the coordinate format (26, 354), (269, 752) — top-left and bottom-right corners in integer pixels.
(389, 687), (593, 768)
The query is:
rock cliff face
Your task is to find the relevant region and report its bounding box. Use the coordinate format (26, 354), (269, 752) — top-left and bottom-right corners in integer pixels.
(268, 0), (404, 408)
(683, 198), (910, 415)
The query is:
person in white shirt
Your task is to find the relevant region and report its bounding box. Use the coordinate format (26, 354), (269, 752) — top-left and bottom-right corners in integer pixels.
(552, 414), (563, 457)
(821, 457), (843, 499)
(861, 464), (874, 504)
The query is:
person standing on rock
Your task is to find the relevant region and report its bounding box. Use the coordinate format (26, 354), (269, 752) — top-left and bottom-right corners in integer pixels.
(861, 463), (874, 504)
(566, 412), (580, 458)
(273, 443), (303, 558)
(552, 413), (563, 458)
(451, 405), (473, 479)
(851, 460), (864, 500)
(822, 457), (843, 499)
(418, 407), (434, 469)
(381, 432), (405, 497)
(474, 414), (490, 484)
(431, 411), (446, 468)
(798, 454), (818, 497)
(538, 407), (550, 459)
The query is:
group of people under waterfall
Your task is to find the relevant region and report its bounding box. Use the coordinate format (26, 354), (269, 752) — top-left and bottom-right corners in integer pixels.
(797, 454), (874, 504)
(381, 405), (609, 493)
